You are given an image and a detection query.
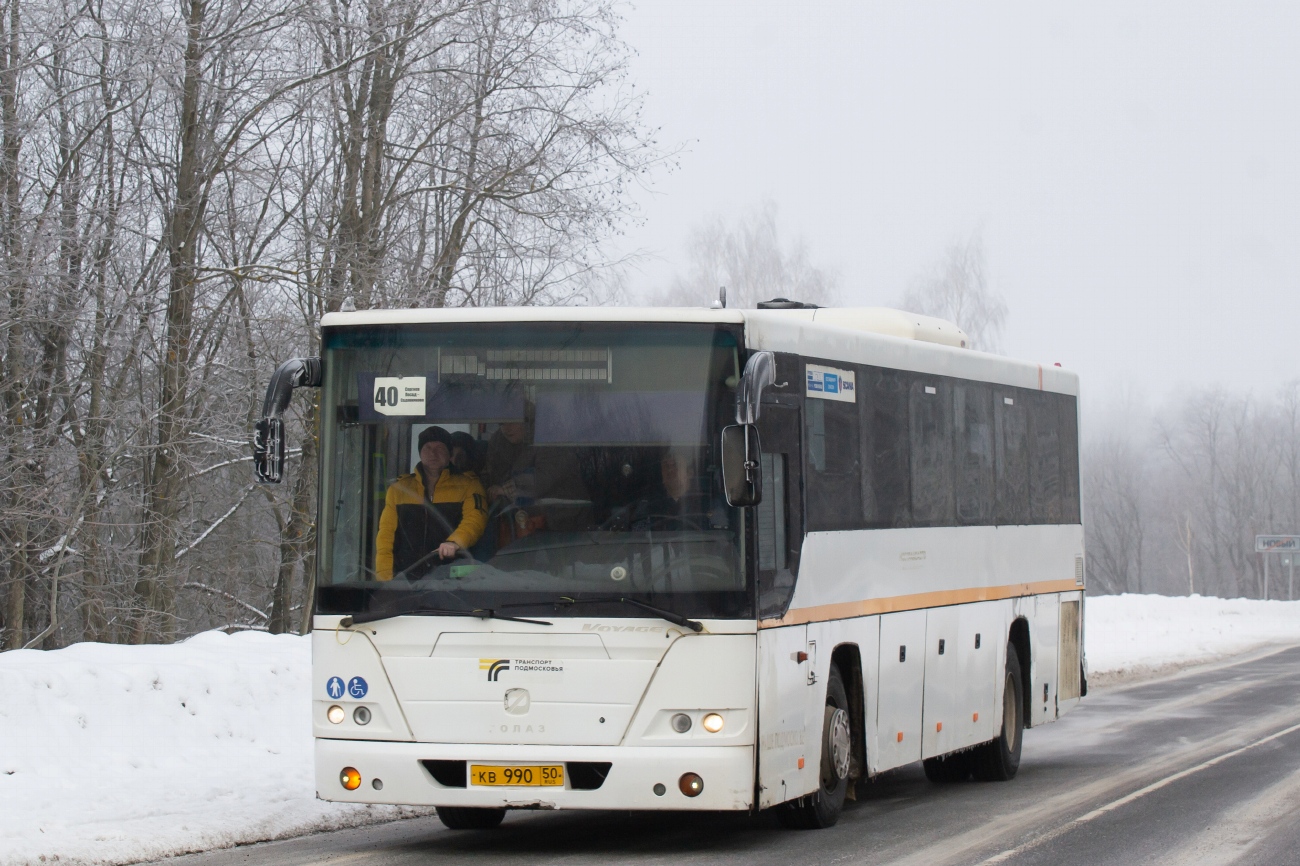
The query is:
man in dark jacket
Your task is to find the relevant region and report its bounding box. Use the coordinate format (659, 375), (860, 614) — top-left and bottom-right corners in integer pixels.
(375, 425), (488, 580)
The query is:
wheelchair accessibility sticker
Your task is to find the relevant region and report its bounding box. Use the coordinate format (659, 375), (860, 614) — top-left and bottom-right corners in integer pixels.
(326, 676), (369, 699)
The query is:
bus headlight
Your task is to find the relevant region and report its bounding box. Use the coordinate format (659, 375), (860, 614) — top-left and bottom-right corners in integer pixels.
(701, 712), (724, 733)
(327, 705), (345, 724)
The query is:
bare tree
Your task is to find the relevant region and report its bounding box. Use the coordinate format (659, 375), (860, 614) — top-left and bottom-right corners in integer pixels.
(0, 0), (667, 650)
(1083, 435), (1146, 594)
(902, 230), (1008, 353)
(659, 200), (836, 309)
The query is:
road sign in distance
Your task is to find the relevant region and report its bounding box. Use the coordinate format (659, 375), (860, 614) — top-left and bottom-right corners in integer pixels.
(1256, 535), (1300, 553)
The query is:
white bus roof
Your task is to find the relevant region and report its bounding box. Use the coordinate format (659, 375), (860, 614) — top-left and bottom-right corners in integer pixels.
(320, 306), (1077, 396)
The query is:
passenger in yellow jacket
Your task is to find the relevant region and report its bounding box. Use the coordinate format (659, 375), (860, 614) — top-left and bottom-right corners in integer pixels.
(375, 426), (488, 581)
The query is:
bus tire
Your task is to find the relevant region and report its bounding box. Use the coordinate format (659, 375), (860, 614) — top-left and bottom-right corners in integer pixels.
(923, 750), (972, 783)
(971, 642), (1024, 782)
(778, 665), (852, 829)
(436, 806), (506, 830)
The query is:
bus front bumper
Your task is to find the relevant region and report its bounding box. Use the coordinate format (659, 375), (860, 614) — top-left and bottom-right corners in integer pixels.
(316, 738), (755, 811)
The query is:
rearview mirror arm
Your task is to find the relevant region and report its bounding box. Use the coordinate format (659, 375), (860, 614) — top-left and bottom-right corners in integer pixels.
(253, 357), (321, 484)
(736, 351), (776, 425)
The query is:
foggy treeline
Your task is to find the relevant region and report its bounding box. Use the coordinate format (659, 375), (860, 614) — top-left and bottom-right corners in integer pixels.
(0, 0), (656, 650)
(1084, 385), (1300, 600)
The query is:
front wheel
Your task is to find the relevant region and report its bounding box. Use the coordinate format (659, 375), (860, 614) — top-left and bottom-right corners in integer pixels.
(436, 806), (506, 830)
(971, 642), (1024, 782)
(779, 665), (853, 829)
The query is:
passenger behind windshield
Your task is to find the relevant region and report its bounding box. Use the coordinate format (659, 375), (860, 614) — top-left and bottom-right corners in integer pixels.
(483, 420), (593, 540)
(612, 447), (729, 532)
(375, 426), (488, 580)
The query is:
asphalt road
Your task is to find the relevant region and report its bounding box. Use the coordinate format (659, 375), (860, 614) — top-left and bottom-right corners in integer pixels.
(149, 645), (1300, 866)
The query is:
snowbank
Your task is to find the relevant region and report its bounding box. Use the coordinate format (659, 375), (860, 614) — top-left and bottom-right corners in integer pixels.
(1084, 593), (1300, 682)
(0, 631), (425, 866)
(3, 595), (1300, 866)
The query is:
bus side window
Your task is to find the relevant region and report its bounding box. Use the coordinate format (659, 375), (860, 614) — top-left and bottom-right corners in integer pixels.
(1058, 394), (1081, 523)
(1028, 392), (1063, 524)
(757, 453), (786, 572)
(805, 391), (862, 531)
(994, 391), (1030, 525)
(955, 383), (995, 524)
(862, 367), (911, 528)
(909, 379), (955, 526)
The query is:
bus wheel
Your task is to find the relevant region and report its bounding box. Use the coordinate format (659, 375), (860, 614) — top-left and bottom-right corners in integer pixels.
(971, 642), (1024, 782)
(436, 806), (506, 830)
(923, 750), (972, 783)
(779, 665), (852, 829)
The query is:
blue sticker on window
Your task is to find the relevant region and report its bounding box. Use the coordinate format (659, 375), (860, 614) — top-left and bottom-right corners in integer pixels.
(347, 676), (369, 699)
(326, 676), (345, 699)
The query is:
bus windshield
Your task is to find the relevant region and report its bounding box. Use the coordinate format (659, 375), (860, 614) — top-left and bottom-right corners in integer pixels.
(316, 322), (749, 621)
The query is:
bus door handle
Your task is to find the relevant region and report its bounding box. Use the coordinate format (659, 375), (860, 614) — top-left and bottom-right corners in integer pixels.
(806, 640), (817, 685)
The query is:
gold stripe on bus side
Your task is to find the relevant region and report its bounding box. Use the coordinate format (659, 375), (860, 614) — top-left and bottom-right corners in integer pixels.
(758, 579), (1082, 628)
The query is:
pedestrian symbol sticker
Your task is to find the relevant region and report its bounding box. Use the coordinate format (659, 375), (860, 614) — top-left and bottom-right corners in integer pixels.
(348, 676), (369, 699)
(326, 677), (345, 699)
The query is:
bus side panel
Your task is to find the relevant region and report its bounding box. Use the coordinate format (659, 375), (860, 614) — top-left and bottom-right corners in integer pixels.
(757, 624), (814, 807)
(957, 601), (1003, 746)
(874, 609), (926, 772)
(921, 606), (961, 759)
(1029, 593), (1060, 727)
(1057, 591), (1084, 717)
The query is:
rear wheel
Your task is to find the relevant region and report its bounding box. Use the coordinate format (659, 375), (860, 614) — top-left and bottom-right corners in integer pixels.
(436, 806), (506, 830)
(971, 642), (1024, 782)
(779, 665), (852, 829)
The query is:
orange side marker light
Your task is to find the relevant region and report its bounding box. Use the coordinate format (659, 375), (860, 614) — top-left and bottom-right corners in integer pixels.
(973, 712), (979, 722)
(897, 731), (904, 742)
(936, 722), (942, 732)
(798, 757), (805, 769)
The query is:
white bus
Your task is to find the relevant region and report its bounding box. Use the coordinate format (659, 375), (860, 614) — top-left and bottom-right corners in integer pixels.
(253, 301), (1085, 830)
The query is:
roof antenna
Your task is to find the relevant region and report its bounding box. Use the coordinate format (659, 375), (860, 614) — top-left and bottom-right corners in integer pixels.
(711, 286), (727, 310)
(340, 294), (357, 313)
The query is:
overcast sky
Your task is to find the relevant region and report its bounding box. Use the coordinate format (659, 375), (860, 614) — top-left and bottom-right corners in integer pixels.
(612, 1), (1300, 408)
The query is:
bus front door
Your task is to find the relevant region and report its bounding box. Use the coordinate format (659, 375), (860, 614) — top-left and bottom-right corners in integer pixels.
(756, 401), (818, 806)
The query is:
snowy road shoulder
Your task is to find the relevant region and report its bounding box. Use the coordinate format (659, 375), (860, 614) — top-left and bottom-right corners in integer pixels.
(0, 631), (427, 866)
(1084, 594), (1300, 687)
(4, 595), (1300, 866)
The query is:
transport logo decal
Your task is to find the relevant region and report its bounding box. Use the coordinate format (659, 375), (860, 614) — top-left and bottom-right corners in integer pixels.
(806, 364), (856, 403)
(479, 658), (565, 680)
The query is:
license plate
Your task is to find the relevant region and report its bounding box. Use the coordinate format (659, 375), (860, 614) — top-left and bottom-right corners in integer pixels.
(469, 764), (564, 787)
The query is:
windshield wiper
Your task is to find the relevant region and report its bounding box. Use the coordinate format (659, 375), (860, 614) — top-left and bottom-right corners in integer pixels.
(339, 607), (552, 628)
(504, 597), (703, 633)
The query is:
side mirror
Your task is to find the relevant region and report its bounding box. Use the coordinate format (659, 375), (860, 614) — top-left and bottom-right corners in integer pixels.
(252, 357), (320, 484)
(721, 423), (762, 507)
(253, 417), (285, 484)
(736, 351), (776, 424)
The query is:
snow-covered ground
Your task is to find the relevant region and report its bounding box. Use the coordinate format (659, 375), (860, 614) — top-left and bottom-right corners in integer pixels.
(0, 632), (426, 866)
(3, 594), (1300, 866)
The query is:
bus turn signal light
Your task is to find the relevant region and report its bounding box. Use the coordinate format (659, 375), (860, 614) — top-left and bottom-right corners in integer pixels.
(679, 772), (704, 797)
(340, 767), (362, 790)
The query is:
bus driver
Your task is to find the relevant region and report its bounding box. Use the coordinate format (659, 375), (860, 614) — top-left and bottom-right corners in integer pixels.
(375, 425), (488, 581)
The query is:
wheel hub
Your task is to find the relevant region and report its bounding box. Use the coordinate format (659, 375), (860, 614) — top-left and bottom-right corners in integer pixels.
(823, 706), (852, 781)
